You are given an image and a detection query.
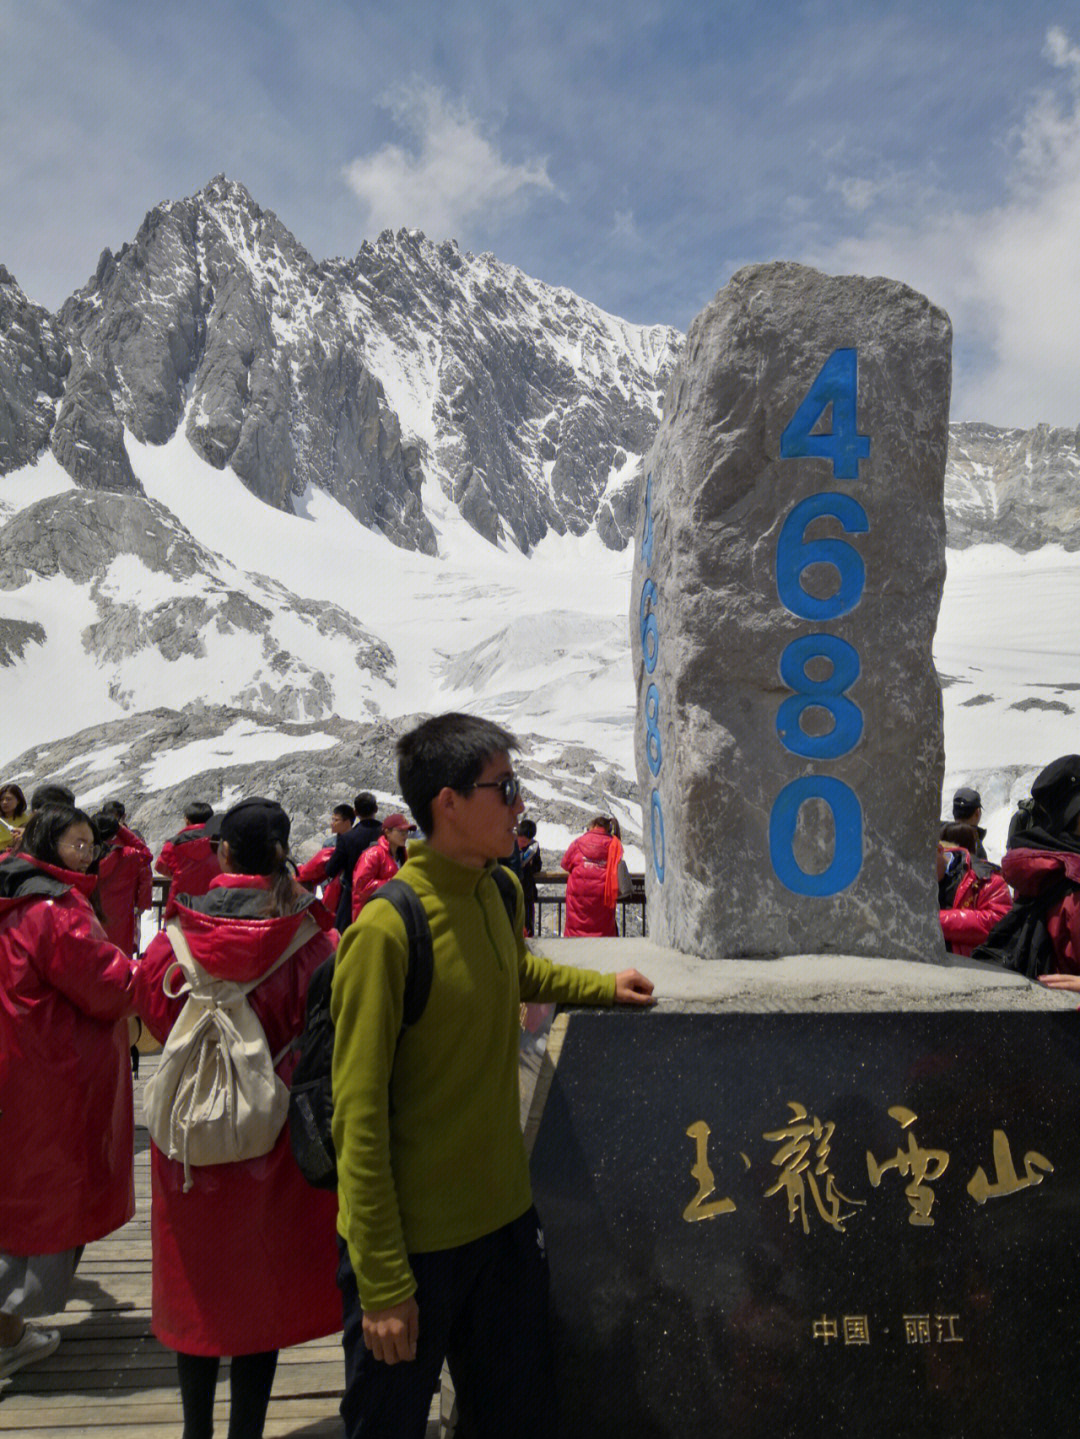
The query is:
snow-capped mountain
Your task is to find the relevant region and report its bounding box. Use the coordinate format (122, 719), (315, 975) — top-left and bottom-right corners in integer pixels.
(2, 175), (679, 558)
(0, 174), (1078, 863)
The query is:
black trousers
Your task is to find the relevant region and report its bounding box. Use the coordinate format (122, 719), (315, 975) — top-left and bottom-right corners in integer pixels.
(175, 1349), (278, 1439)
(337, 1207), (558, 1439)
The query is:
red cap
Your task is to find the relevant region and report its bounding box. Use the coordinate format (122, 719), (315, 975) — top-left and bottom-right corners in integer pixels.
(383, 813), (410, 830)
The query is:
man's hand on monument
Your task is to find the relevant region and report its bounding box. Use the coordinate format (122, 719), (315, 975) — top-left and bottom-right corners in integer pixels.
(1038, 973), (1080, 992)
(362, 1296), (419, 1364)
(614, 969), (656, 1006)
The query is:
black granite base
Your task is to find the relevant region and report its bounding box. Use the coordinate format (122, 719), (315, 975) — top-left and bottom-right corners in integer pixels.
(529, 1011), (1080, 1439)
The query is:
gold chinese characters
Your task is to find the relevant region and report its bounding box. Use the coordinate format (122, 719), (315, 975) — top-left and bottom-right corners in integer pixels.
(683, 1103), (1054, 1230)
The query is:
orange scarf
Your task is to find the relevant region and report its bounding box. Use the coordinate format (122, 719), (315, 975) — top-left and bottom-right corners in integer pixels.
(602, 836), (624, 908)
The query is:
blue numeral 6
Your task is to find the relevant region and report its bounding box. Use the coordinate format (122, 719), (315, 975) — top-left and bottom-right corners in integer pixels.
(639, 579), (659, 673)
(776, 492), (868, 621)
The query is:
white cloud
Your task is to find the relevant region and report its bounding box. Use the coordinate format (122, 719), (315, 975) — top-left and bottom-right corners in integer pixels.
(342, 83), (556, 240)
(814, 29), (1080, 428)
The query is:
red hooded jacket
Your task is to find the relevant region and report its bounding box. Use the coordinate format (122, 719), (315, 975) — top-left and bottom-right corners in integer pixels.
(561, 830), (619, 937)
(350, 834), (400, 923)
(134, 875), (341, 1355)
(1001, 848), (1080, 972)
(96, 834), (153, 957)
(0, 855), (135, 1254)
(938, 852), (1012, 956)
(155, 823), (221, 898)
(297, 845), (343, 921)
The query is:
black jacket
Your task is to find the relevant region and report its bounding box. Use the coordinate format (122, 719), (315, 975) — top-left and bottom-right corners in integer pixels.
(325, 819), (383, 930)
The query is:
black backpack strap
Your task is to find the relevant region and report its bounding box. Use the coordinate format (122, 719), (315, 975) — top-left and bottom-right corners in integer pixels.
(369, 878), (434, 1027)
(488, 863), (519, 932)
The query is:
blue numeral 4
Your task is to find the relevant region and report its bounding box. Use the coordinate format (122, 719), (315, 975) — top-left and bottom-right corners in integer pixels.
(780, 349), (870, 480)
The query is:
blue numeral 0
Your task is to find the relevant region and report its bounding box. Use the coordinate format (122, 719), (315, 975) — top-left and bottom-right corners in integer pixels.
(769, 776), (862, 896)
(779, 348), (870, 480)
(651, 790), (666, 882)
(776, 492), (868, 622)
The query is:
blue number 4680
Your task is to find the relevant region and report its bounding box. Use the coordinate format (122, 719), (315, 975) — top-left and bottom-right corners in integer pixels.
(779, 348), (869, 480)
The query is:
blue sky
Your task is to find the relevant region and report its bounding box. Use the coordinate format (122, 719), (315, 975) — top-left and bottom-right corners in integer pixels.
(3, 0), (1079, 426)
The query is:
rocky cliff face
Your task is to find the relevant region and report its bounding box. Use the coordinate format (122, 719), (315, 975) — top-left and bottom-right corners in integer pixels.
(3, 176), (680, 556)
(0, 267), (68, 476)
(945, 422), (1080, 549)
(2, 174), (1077, 556)
(0, 488), (393, 722)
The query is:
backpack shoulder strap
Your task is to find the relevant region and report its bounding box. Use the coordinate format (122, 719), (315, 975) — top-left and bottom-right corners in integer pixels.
(488, 863), (518, 930)
(164, 915), (319, 997)
(368, 879), (433, 1028)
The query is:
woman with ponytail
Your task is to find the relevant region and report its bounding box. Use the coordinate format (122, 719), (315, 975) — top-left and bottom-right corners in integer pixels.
(134, 798), (341, 1439)
(560, 815), (624, 937)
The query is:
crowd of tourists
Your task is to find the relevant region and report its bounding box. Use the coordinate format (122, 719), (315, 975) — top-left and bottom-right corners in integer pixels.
(0, 716), (654, 1439)
(6, 737), (1080, 1435)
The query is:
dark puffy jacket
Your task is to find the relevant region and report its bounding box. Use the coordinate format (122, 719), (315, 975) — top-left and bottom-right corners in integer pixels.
(1001, 848), (1080, 972)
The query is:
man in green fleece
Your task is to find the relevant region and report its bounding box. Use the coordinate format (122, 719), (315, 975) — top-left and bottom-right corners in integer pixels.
(331, 712), (655, 1438)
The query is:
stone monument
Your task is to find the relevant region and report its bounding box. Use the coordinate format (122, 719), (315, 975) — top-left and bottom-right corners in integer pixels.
(631, 262), (951, 959)
(524, 264), (1078, 1439)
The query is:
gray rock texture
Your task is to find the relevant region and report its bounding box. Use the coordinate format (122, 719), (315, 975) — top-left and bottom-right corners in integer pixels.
(0, 267), (68, 475)
(633, 262), (951, 960)
(945, 421), (1080, 549)
(6, 175), (1077, 563)
(542, 939), (1068, 1011)
(58, 178), (434, 552)
(337, 229), (679, 552)
(1, 704), (636, 860)
(42, 178), (680, 556)
(0, 489), (393, 720)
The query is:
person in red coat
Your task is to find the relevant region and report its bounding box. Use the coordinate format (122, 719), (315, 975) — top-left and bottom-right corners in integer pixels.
(936, 823), (1012, 957)
(349, 813), (411, 923)
(155, 801), (221, 899)
(134, 797), (341, 1439)
(0, 806), (135, 1379)
(560, 816), (624, 937)
(92, 811), (153, 957)
(296, 804), (355, 919)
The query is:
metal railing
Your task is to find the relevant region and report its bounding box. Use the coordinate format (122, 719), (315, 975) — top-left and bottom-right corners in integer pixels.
(152, 871), (649, 937)
(531, 871), (647, 938)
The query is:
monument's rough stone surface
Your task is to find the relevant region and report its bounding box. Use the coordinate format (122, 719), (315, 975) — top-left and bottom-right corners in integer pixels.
(633, 262), (951, 959)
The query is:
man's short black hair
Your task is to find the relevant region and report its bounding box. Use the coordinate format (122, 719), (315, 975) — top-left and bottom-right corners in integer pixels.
(397, 713), (518, 837)
(334, 803), (356, 823)
(100, 799), (126, 820)
(185, 801), (214, 826)
(353, 792), (378, 819)
(31, 782), (76, 811)
(517, 818), (537, 839)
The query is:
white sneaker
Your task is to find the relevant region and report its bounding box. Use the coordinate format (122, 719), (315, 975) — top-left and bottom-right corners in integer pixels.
(0, 1323), (60, 1379)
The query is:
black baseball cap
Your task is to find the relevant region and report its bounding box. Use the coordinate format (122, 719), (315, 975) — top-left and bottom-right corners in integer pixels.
(206, 797), (290, 852)
(952, 787), (982, 818)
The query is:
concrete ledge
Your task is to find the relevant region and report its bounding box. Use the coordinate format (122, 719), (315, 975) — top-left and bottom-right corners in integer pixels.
(535, 937), (1070, 1012)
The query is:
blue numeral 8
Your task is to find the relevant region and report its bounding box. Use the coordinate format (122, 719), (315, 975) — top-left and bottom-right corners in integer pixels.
(776, 634), (863, 760)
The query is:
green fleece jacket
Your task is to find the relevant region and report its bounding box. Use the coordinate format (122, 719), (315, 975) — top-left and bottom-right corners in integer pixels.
(331, 840), (616, 1312)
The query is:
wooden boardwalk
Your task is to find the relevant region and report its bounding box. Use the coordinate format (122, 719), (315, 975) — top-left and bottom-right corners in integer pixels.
(0, 1057), (441, 1438)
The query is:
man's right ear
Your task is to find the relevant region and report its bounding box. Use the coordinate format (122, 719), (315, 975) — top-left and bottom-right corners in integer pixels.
(429, 786), (460, 829)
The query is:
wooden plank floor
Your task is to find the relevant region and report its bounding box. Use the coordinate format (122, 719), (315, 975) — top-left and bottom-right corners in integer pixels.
(0, 1056), (441, 1437)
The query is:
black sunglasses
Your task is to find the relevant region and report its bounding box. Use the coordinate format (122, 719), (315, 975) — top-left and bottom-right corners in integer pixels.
(471, 775), (522, 806)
